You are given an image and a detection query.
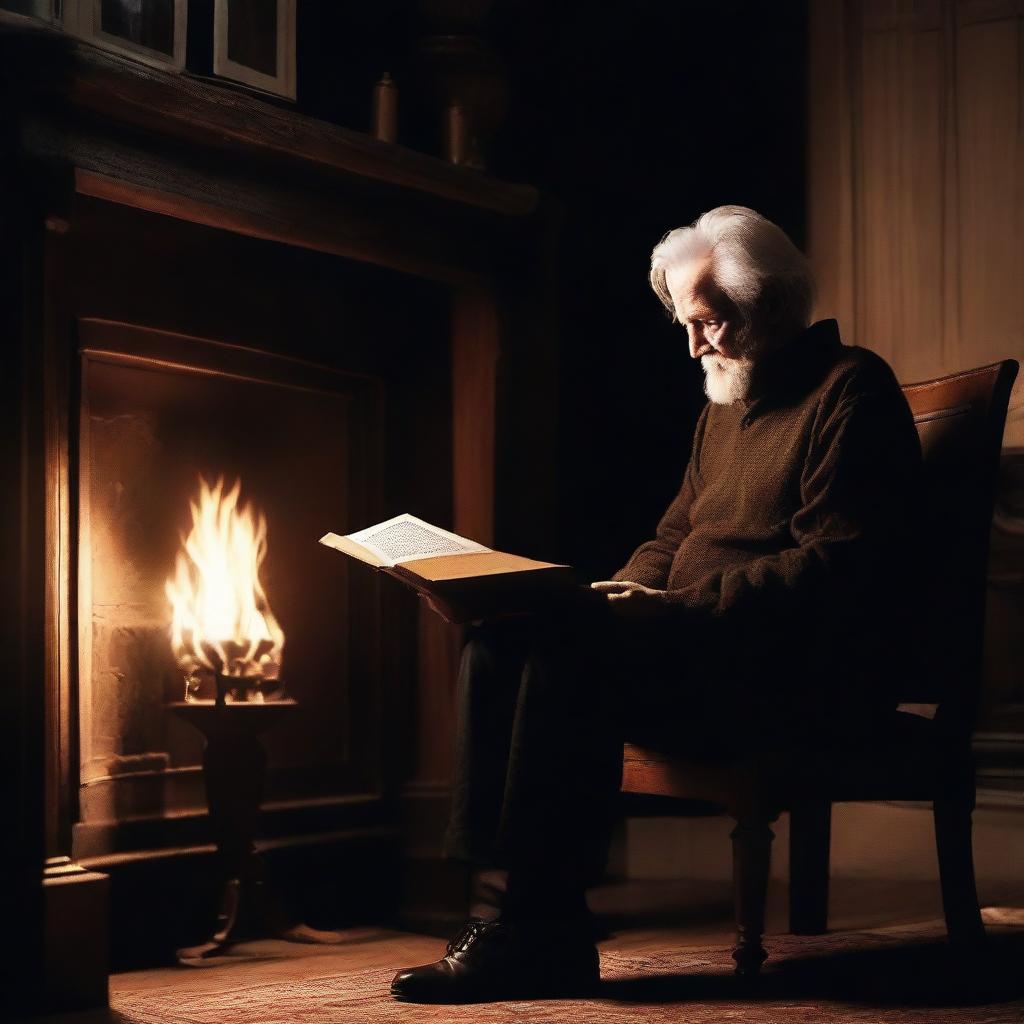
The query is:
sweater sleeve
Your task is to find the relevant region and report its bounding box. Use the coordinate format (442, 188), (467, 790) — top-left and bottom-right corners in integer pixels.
(662, 381), (921, 622)
(611, 406), (709, 588)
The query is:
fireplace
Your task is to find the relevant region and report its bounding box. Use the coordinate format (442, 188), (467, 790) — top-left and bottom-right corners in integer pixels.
(2, 21), (558, 998)
(54, 196), (466, 966)
(75, 316), (385, 854)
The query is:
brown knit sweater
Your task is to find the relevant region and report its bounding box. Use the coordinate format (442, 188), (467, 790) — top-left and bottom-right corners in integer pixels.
(614, 319), (922, 693)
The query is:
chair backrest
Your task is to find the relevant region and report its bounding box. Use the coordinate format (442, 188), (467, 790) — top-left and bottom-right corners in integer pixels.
(898, 360), (1018, 732)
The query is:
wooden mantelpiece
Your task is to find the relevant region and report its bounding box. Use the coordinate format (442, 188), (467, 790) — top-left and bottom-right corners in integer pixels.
(1, 11), (559, 1008)
(1, 13), (542, 286)
(1, 12), (538, 219)
(63, 48), (537, 219)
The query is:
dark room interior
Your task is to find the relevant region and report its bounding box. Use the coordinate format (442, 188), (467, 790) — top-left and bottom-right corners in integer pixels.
(2, 1), (1023, 1022)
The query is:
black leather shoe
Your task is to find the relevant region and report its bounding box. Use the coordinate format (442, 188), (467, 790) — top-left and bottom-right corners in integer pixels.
(390, 917), (600, 1003)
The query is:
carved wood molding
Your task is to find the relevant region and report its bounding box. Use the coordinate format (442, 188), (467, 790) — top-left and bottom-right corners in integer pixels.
(73, 791), (391, 862)
(72, 167), (492, 287)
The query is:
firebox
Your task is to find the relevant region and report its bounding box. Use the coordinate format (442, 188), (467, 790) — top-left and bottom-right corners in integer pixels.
(75, 316), (385, 854)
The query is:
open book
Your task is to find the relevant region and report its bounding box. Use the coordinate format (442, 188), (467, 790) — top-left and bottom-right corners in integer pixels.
(319, 514), (576, 623)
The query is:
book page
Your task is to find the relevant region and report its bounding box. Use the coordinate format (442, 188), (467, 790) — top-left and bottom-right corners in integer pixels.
(318, 532), (386, 567)
(346, 513), (490, 567)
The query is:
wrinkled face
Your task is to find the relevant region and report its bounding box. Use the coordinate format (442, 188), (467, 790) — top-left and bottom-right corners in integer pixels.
(665, 257), (756, 405)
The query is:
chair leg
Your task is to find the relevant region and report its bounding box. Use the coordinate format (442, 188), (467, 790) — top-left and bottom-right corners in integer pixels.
(933, 788), (985, 947)
(788, 798), (831, 935)
(730, 818), (774, 977)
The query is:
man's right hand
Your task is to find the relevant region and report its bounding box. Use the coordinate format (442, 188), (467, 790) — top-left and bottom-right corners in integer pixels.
(590, 580), (670, 619)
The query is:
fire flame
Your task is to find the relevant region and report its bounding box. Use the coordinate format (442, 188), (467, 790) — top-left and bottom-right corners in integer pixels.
(166, 476), (284, 689)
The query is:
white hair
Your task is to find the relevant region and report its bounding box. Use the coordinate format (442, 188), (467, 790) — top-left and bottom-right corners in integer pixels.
(650, 205), (815, 339)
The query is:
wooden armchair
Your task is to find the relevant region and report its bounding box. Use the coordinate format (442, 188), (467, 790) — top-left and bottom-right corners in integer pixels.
(621, 358), (1019, 976)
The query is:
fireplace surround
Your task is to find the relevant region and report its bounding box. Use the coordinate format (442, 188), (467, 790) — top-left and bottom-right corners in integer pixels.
(1, 12), (558, 1010)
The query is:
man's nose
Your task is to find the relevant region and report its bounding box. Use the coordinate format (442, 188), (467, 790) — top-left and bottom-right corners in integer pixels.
(688, 327), (712, 360)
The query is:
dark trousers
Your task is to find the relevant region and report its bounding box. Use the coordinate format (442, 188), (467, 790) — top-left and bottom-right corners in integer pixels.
(443, 601), (805, 893)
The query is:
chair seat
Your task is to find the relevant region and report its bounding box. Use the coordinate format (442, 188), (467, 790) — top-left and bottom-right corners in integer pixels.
(622, 710), (969, 816)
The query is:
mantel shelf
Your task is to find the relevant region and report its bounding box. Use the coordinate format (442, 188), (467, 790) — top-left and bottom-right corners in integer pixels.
(0, 11), (539, 220)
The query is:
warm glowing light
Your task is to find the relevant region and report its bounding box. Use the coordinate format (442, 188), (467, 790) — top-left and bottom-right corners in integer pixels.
(166, 476), (284, 689)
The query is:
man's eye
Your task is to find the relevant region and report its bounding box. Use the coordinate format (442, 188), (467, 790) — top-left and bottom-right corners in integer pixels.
(705, 321), (720, 329)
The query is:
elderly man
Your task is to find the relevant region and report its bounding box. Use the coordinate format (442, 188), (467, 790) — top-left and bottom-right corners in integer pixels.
(391, 206), (922, 1003)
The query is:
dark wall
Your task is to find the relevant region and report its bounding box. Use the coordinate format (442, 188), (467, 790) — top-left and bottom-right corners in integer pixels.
(489, 1), (808, 576)
(302, 0), (809, 575)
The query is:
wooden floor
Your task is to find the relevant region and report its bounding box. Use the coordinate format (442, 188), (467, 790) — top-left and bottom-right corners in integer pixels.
(32, 877), (1024, 1022)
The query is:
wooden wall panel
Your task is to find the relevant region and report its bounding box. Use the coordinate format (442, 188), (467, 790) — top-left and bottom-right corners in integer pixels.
(858, 13), (947, 377)
(807, 0), (858, 340)
(810, 0), (1024, 441)
(809, 0), (1024, 752)
(955, 15), (1023, 389)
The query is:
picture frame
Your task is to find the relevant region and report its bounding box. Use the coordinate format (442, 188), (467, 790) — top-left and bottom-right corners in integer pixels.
(213, 0), (295, 101)
(63, 0), (187, 72)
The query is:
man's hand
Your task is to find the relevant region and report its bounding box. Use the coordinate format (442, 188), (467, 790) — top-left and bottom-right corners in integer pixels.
(590, 580), (670, 619)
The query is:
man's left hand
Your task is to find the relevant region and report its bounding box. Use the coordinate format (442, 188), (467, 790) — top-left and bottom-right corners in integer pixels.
(590, 580), (670, 619)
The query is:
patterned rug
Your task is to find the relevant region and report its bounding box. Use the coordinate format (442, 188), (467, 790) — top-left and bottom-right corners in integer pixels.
(111, 928), (1024, 1024)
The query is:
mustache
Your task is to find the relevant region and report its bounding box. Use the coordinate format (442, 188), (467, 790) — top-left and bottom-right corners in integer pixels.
(701, 354), (743, 371)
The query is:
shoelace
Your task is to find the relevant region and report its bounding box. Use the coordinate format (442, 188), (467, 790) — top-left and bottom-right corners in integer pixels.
(445, 919), (491, 956)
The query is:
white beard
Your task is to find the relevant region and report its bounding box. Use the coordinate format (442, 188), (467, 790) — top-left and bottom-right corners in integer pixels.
(701, 353), (754, 405)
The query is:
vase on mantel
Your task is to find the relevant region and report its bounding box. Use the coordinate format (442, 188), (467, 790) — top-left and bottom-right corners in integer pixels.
(414, 0), (508, 169)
